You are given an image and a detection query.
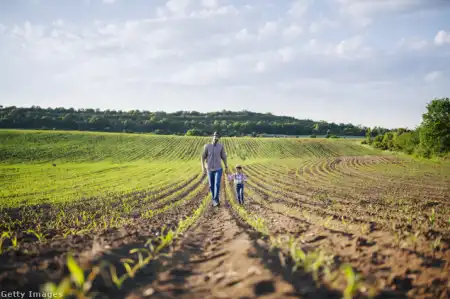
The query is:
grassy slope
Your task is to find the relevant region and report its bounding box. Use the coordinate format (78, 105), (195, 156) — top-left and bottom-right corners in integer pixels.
(0, 130), (378, 163)
(0, 129), (380, 207)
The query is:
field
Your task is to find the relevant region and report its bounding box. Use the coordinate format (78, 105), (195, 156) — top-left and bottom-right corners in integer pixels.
(0, 130), (449, 299)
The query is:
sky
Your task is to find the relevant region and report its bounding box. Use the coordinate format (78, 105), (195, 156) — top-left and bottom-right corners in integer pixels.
(0, 0), (450, 129)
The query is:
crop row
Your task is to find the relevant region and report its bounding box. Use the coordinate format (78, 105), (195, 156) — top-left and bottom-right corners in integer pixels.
(0, 168), (207, 255)
(224, 170), (377, 299)
(41, 192), (211, 298)
(249, 157), (450, 223)
(229, 162), (449, 298)
(0, 130), (378, 164)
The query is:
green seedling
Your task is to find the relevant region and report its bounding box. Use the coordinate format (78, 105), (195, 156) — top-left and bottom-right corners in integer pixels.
(41, 278), (72, 298)
(429, 208), (436, 227)
(324, 216), (333, 228)
(10, 234), (19, 250)
(407, 231), (420, 251)
(341, 264), (364, 299)
(431, 236), (441, 254)
(27, 229), (47, 242)
(67, 254), (85, 289)
(0, 233), (8, 254)
(360, 224), (370, 235)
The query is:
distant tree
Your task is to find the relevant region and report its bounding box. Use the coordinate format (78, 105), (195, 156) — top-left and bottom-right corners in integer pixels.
(419, 98), (450, 156)
(0, 106), (385, 137)
(185, 128), (202, 136)
(365, 128), (372, 144)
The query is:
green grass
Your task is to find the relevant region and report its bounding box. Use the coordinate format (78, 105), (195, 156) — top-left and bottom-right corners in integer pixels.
(0, 130), (379, 164)
(0, 129), (383, 208)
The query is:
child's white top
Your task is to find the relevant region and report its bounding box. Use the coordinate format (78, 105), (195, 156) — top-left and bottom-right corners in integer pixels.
(228, 173), (247, 184)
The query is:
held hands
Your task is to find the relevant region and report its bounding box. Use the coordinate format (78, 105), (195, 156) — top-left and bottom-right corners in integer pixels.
(201, 165), (228, 175)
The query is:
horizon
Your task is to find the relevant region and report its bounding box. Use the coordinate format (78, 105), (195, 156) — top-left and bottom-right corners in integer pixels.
(1, 1), (450, 129)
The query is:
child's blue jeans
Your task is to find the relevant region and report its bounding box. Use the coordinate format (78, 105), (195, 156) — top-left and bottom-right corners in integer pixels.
(236, 183), (244, 204)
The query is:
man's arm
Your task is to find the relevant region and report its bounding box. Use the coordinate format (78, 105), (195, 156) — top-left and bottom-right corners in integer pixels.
(220, 145), (228, 171)
(201, 145), (207, 172)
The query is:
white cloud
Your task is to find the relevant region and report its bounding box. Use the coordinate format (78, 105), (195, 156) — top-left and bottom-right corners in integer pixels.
(435, 30), (450, 45)
(164, 0), (192, 16)
(201, 0), (218, 8)
(309, 18), (336, 33)
(52, 19), (65, 27)
(276, 47), (295, 63)
(424, 71), (442, 82)
(102, 0), (116, 3)
(258, 21), (278, 39)
(304, 36), (371, 60)
(10, 21), (45, 41)
(235, 28), (251, 41)
(170, 58), (234, 85)
(97, 23), (118, 35)
(189, 4), (239, 18)
(338, 0), (448, 26)
(255, 61), (266, 72)
(335, 37), (360, 54)
(397, 37), (428, 50)
(288, 0), (309, 17)
(282, 24), (303, 39)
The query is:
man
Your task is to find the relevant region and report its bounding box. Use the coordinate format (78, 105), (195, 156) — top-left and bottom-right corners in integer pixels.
(201, 132), (228, 207)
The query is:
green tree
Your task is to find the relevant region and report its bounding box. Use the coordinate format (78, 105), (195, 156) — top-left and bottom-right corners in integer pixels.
(419, 98), (450, 156)
(185, 128), (202, 136)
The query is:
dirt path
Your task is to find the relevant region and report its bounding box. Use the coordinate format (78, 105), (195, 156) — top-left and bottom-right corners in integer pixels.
(126, 203), (300, 299)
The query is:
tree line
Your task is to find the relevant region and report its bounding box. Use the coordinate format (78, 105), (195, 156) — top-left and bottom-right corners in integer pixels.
(0, 106), (385, 137)
(363, 98), (450, 158)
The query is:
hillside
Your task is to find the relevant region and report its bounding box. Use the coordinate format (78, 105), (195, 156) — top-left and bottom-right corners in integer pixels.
(0, 130), (378, 164)
(0, 106), (389, 136)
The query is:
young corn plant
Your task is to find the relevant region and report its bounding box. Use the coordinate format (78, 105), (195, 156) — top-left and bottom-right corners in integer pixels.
(406, 231), (420, 251)
(428, 208), (436, 227)
(26, 229), (47, 242)
(340, 264), (365, 299)
(43, 253), (102, 299)
(0, 232), (9, 254)
(288, 239), (333, 282)
(0, 231), (19, 253)
(431, 236), (441, 257)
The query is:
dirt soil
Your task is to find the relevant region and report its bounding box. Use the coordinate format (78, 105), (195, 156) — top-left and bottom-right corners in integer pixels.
(0, 188), (208, 295)
(123, 202), (341, 299)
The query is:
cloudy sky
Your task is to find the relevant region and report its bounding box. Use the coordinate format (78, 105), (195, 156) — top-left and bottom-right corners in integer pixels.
(1, 0), (450, 128)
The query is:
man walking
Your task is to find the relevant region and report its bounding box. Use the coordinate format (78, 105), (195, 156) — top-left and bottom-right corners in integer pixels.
(201, 132), (228, 207)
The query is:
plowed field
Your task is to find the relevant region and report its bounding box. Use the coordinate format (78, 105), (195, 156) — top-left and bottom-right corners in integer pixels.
(0, 130), (449, 299)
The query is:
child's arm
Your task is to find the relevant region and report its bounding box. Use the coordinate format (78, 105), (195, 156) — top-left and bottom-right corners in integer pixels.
(228, 174), (234, 181)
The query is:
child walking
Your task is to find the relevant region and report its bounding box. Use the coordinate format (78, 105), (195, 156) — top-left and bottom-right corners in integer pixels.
(228, 165), (247, 204)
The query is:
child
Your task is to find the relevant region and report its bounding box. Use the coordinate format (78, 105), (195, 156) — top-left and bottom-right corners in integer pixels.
(228, 165), (247, 204)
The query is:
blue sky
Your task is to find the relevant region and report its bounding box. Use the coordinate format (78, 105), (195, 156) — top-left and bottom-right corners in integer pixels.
(0, 0), (450, 128)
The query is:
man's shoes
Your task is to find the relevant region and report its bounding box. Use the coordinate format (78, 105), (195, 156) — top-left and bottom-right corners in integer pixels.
(212, 201), (219, 207)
